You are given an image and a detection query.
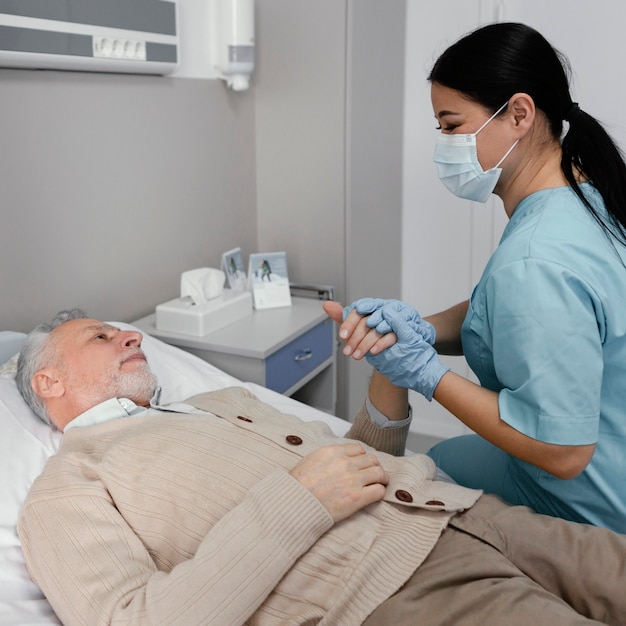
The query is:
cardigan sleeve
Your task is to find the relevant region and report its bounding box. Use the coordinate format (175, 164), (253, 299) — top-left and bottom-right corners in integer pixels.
(345, 401), (410, 456)
(19, 468), (333, 626)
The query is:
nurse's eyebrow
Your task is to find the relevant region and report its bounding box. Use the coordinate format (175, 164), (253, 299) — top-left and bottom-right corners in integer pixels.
(435, 109), (462, 118)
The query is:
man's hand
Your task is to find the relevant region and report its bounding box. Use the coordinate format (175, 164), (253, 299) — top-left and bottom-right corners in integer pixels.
(364, 306), (450, 400)
(323, 301), (396, 360)
(290, 444), (389, 523)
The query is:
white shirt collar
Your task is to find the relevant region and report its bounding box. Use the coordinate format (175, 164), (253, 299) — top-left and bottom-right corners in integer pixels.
(64, 387), (210, 431)
(64, 397), (151, 431)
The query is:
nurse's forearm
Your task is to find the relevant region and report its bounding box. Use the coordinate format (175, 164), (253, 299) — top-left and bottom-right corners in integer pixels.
(432, 371), (595, 479)
(424, 300), (469, 355)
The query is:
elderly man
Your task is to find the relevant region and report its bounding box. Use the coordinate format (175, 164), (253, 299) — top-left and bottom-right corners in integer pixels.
(16, 309), (626, 625)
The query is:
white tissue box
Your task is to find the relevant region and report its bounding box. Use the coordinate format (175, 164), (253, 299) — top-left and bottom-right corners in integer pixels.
(155, 290), (253, 336)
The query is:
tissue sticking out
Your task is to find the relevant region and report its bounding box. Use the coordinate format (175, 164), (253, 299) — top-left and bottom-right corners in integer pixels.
(180, 268), (226, 305)
(155, 267), (253, 336)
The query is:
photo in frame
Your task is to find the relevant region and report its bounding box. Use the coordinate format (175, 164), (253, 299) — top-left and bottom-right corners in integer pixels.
(248, 252), (292, 309)
(221, 247), (247, 291)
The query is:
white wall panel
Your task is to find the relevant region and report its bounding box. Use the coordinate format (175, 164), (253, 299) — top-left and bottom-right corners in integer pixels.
(503, 0), (626, 153)
(403, 0), (497, 438)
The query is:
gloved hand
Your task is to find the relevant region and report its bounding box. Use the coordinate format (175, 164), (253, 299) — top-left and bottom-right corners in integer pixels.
(364, 305), (450, 401)
(343, 298), (436, 345)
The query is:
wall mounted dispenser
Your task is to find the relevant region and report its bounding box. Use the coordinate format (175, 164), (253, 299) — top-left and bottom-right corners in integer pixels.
(210, 0), (255, 91)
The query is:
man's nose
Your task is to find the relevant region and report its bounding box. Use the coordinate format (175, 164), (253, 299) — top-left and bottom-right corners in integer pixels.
(121, 330), (143, 347)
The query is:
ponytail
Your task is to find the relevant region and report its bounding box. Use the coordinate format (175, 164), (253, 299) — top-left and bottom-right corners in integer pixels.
(561, 105), (626, 244)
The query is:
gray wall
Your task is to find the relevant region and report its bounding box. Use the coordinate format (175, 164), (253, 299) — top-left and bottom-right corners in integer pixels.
(345, 1), (406, 419)
(0, 70), (257, 332)
(255, 0), (405, 418)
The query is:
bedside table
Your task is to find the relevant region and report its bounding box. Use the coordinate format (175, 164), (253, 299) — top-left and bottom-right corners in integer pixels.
(132, 297), (336, 414)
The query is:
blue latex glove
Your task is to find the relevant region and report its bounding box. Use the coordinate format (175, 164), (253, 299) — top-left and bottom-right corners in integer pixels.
(343, 298), (436, 345)
(364, 305), (450, 401)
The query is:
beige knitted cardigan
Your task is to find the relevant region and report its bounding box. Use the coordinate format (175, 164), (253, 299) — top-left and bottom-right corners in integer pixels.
(19, 386), (480, 625)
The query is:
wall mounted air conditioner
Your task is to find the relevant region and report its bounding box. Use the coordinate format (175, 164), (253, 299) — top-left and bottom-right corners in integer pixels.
(0, 0), (178, 75)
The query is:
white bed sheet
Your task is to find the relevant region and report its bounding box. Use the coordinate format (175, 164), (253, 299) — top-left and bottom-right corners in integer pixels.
(0, 325), (350, 626)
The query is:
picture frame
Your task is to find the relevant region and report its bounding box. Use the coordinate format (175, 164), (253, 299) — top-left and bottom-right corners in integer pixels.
(248, 252), (292, 309)
(220, 247), (247, 291)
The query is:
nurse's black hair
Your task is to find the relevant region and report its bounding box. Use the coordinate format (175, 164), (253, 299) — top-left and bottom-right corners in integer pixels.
(429, 22), (626, 245)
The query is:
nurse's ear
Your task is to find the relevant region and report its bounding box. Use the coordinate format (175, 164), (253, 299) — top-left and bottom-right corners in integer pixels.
(506, 93), (536, 139)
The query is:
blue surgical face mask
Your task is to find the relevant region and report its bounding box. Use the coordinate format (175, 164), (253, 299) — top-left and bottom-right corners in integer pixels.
(433, 101), (518, 203)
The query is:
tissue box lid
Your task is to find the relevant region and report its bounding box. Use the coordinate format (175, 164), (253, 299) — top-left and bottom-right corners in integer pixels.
(156, 290), (253, 336)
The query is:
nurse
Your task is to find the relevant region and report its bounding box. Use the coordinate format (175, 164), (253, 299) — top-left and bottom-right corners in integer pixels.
(325, 22), (626, 532)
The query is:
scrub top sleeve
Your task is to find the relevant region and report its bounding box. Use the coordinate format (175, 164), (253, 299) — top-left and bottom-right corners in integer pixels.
(486, 258), (603, 445)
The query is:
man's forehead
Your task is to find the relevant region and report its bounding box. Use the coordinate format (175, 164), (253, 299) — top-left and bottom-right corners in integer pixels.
(52, 319), (119, 341)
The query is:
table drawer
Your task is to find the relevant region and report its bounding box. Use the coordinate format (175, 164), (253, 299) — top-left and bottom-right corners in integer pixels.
(265, 319), (333, 393)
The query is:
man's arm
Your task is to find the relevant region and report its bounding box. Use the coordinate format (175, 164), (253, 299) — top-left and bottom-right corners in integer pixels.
(344, 370), (411, 457)
(19, 466), (335, 626)
(367, 369), (409, 422)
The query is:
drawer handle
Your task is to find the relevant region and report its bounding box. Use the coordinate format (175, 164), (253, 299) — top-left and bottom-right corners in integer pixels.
(294, 349), (313, 362)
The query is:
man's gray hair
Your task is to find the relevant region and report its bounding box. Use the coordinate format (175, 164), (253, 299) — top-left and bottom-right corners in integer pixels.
(16, 309), (88, 427)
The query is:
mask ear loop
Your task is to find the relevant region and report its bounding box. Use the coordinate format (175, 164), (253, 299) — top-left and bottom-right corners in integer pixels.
(474, 100), (510, 136)
(475, 99), (518, 170)
(493, 139), (519, 169)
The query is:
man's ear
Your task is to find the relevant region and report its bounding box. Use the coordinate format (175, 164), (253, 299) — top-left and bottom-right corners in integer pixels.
(31, 368), (65, 400)
(507, 92), (535, 138)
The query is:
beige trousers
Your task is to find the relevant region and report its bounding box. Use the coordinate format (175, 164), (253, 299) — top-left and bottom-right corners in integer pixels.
(363, 494), (624, 625)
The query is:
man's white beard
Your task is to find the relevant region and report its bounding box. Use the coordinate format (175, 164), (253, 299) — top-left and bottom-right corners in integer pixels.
(112, 366), (158, 406)
(78, 363), (158, 409)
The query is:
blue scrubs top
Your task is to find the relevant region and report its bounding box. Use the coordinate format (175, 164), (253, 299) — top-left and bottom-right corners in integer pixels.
(461, 184), (626, 532)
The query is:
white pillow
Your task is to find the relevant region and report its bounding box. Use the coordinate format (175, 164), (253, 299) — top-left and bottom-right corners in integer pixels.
(0, 353), (19, 378)
(0, 376), (62, 624)
(0, 331), (28, 366)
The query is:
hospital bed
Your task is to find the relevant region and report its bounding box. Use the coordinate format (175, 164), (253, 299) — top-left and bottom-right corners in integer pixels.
(0, 324), (352, 625)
